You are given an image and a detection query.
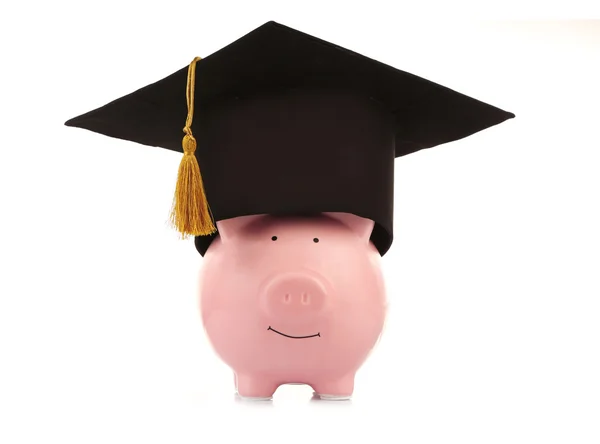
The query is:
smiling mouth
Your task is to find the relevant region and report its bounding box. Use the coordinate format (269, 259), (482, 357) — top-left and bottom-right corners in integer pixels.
(267, 326), (321, 339)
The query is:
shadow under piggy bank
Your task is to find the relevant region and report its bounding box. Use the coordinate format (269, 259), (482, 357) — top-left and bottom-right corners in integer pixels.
(233, 384), (353, 406)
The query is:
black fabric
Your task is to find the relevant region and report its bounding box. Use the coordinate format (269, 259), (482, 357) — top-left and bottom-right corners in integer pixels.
(64, 20), (515, 257)
(192, 90), (395, 256)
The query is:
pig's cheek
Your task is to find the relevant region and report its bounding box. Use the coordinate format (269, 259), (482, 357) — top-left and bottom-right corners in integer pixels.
(200, 291), (270, 367)
(199, 278), (266, 340)
(321, 269), (387, 347)
(200, 279), (261, 327)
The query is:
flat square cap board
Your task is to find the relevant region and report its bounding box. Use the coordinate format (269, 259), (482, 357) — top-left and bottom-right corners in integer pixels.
(65, 20), (515, 257)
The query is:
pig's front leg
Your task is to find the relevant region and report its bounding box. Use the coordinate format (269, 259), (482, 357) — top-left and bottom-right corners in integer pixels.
(235, 373), (278, 400)
(311, 374), (355, 400)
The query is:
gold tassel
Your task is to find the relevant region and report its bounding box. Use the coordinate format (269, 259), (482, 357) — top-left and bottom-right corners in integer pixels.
(170, 56), (217, 237)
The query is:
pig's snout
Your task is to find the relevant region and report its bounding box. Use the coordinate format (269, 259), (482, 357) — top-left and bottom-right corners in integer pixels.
(260, 272), (329, 319)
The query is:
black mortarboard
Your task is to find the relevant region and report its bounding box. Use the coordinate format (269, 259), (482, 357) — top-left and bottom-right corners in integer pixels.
(65, 20), (514, 257)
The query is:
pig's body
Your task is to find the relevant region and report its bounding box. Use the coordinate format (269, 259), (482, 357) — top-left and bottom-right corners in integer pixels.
(199, 213), (387, 400)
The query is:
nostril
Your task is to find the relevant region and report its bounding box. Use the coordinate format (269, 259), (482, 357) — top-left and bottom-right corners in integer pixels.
(301, 293), (309, 305)
(284, 293), (291, 304)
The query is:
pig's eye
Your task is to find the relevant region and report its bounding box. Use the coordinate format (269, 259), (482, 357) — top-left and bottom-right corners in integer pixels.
(313, 238), (319, 243)
(271, 236), (278, 241)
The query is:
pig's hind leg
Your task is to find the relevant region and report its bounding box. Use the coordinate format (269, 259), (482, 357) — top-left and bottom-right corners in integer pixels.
(311, 374), (355, 401)
(235, 373), (278, 401)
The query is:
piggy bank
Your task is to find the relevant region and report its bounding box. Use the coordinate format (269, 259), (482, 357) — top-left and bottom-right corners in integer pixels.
(199, 212), (387, 400)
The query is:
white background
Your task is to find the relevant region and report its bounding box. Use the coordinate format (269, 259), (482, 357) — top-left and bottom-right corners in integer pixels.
(1, 1), (599, 443)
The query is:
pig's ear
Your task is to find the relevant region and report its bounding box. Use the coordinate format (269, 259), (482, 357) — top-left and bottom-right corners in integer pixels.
(324, 212), (375, 243)
(216, 215), (260, 243)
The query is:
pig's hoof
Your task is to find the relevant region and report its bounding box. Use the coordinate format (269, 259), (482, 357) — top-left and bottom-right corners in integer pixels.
(235, 375), (277, 400)
(316, 393), (352, 401)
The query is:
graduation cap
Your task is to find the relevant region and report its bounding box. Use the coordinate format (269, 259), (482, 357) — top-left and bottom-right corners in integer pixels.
(65, 20), (514, 257)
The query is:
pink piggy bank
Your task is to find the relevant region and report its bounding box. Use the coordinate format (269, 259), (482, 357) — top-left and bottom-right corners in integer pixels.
(199, 212), (387, 400)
